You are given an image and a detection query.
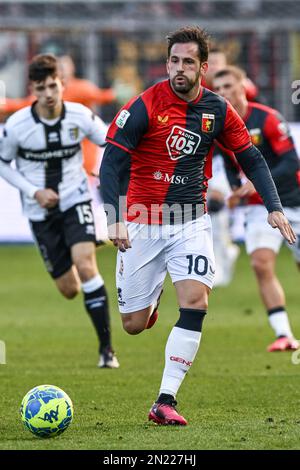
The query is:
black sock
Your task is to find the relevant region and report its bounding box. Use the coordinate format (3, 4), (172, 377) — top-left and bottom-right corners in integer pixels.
(157, 393), (175, 405)
(84, 284), (111, 354)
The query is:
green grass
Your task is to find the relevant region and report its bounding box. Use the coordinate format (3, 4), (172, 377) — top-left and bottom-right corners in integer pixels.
(0, 244), (300, 450)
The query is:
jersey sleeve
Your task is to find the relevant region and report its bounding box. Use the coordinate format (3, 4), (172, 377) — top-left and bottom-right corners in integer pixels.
(0, 120), (18, 162)
(80, 105), (108, 146)
(82, 81), (115, 105)
(0, 120), (39, 198)
(263, 111), (295, 155)
(106, 96), (149, 152)
(217, 101), (252, 154)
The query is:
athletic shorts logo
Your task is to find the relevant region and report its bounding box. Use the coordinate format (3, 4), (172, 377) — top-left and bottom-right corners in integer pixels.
(166, 126), (201, 160)
(116, 110), (131, 128)
(117, 287), (126, 306)
(85, 225), (95, 235)
(202, 113), (215, 133)
(119, 257), (124, 276)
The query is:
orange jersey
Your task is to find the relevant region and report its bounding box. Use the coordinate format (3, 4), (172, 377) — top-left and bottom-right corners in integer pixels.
(62, 77), (115, 107)
(1, 78), (115, 113)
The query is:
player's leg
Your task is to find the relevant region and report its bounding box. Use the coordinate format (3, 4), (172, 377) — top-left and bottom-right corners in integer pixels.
(30, 214), (80, 297)
(54, 266), (81, 298)
(245, 205), (298, 351)
(65, 202), (118, 368)
(284, 206), (300, 272)
(71, 241), (119, 368)
(116, 222), (166, 335)
(208, 157), (239, 286)
(149, 216), (214, 425)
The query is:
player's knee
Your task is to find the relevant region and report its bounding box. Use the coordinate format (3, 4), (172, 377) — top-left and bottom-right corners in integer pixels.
(251, 256), (272, 278)
(59, 284), (80, 299)
(75, 260), (95, 281)
(184, 295), (208, 311)
(122, 317), (145, 335)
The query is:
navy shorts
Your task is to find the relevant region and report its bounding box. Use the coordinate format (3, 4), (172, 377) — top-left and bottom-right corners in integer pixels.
(30, 201), (96, 279)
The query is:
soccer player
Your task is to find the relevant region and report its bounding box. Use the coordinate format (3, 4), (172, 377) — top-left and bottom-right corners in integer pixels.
(203, 46), (258, 101)
(0, 54), (119, 368)
(213, 65), (300, 351)
(0, 55), (117, 177)
(100, 26), (295, 425)
(205, 45), (258, 285)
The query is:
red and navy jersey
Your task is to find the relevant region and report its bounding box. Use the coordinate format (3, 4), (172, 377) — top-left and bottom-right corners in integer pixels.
(242, 102), (300, 207)
(106, 79), (252, 223)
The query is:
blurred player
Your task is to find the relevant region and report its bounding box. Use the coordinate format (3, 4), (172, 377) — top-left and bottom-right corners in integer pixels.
(205, 46), (255, 285)
(204, 46), (258, 100)
(100, 26), (295, 425)
(207, 152), (240, 286)
(213, 65), (300, 351)
(58, 55), (116, 175)
(0, 54), (119, 368)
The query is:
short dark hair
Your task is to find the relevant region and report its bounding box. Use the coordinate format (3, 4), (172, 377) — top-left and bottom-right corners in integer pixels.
(213, 65), (246, 82)
(209, 46), (225, 55)
(166, 26), (210, 62)
(29, 54), (58, 82)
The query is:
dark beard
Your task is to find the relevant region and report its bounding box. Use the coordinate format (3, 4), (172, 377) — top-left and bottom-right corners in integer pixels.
(171, 74), (200, 94)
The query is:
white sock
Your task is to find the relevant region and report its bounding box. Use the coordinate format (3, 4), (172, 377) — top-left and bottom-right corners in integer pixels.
(159, 326), (201, 397)
(268, 309), (293, 338)
(81, 274), (104, 293)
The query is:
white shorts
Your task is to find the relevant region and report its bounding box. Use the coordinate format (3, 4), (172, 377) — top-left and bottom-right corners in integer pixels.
(245, 205), (300, 261)
(116, 214), (215, 313)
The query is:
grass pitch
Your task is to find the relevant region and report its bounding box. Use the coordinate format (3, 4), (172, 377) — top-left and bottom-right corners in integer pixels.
(0, 243), (299, 450)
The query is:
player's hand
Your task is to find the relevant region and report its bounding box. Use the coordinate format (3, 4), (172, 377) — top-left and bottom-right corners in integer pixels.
(108, 222), (131, 252)
(34, 189), (59, 208)
(227, 181), (256, 209)
(234, 180), (256, 198)
(268, 211), (297, 245)
(227, 193), (241, 209)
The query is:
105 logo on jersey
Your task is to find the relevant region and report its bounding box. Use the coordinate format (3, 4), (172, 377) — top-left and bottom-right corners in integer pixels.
(166, 126), (201, 160)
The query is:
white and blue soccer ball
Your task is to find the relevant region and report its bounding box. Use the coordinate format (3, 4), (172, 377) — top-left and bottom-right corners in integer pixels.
(20, 384), (73, 438)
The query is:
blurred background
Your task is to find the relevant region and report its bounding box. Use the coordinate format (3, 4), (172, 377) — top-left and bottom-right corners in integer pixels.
(0, 0), (299, 242)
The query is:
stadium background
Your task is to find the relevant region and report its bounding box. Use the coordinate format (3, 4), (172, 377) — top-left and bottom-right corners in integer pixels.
(1, 0), (300, 451)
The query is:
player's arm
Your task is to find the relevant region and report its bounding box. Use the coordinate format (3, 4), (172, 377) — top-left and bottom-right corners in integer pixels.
(81, 106), (109, 146)
(0, 124), (58, 208)
(82, 80), (116, 105)
(100, 143), (131, 252)
(0, 95), (35, 115)
(263, 112), (300, 185)
(100, 96), (149, 251)
(218, 102), (296, 244)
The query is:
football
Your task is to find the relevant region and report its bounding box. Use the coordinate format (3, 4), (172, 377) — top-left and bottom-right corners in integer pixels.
(20, 384), (73, 438)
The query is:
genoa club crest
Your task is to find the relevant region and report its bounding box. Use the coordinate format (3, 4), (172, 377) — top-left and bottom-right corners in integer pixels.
(201, 113), (215, 133)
